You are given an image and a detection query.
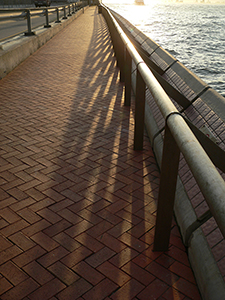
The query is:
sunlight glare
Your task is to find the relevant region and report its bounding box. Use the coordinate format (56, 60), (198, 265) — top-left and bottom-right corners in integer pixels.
(102, 0), (163, 24)
(103, 0), (163, 5)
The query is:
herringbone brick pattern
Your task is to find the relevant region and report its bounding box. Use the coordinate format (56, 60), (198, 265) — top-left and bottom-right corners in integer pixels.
(0, 6), (201, 299)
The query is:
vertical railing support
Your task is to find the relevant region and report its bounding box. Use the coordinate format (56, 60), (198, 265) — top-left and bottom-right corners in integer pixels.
(153, 124), (180, 251)
(119, 38), (125, 82)
(44, 8), (51, 28)
(72, 4), (75, 14)
(68, 4), (72, 16)
(63, 6), (67, 19)
(124, 47), (132, 106)
(24, 10), (35, 36)
(112, 26), (119, 66)
(114, 32), (123, 75)
(55, 7), (61, 23)
(134, 67), (146, 150)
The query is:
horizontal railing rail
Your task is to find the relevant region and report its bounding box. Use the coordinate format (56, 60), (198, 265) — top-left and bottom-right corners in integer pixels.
(0, 1), (86, 41)
(110, 10), (225, 177)
(100, 3), (225, 252)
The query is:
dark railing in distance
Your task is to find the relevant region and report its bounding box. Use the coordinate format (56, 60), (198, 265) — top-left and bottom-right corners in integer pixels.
(0, 1), (86, 41)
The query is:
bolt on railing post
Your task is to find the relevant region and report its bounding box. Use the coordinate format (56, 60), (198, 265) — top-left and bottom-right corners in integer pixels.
(55, 7), (61, 23)
(124, 48), (132, 106)
(24, 9), (35, 36)
(63, 6), (67, 19)
(134, 68), (146, 150)
(44, 8), (51, 28)
(153, 124), (180, 251)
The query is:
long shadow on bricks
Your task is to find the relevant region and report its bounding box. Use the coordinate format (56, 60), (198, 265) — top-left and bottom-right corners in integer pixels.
(0, 6), (201, 300)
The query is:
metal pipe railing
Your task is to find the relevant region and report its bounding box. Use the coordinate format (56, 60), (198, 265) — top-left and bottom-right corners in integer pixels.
(101, 4), (225, 251)
(0, 1), (84, 41)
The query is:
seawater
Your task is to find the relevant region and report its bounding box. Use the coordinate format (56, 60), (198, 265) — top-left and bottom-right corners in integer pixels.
(104, 1), (225, 97)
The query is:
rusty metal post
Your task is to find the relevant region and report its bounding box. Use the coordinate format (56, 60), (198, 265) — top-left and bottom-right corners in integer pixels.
(134, 68), (146, 150)
(124, 47), (132, 106)
(153, 124), (180, 251)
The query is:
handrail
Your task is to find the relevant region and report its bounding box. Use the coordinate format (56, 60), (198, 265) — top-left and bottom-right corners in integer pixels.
(100, 4), (225, 251)
(0, 1), (86, 41)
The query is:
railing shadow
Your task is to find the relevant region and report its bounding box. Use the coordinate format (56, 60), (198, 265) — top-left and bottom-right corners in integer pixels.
(0, 6), (200, 300)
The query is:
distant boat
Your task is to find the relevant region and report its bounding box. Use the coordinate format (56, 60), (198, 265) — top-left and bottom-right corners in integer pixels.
(134, 0), (144, 5)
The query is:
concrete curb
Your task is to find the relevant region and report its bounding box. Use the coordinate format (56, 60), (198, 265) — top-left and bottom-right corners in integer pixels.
(0, 6), (89, 79)
(188, 229), (225, 300)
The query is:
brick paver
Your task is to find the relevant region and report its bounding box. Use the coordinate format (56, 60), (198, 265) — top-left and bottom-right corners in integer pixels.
(0, 6), (201, 299)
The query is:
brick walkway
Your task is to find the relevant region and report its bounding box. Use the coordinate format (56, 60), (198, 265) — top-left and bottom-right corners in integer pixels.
(0, 6), (201, 300)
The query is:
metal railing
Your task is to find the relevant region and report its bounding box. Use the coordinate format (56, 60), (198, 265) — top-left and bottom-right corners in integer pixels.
(0, 1), (86, 41)
(100, 4), (225, 252)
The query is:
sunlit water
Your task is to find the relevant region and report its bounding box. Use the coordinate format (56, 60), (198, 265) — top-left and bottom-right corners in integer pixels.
(103, 1), (225, 97)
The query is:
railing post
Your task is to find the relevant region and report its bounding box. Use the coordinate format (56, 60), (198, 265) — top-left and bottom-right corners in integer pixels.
(153, 124), (180, 251)
(134, 67), (146, 150)
(114, 31), (123, 80)
(63, 6), (67, 19)
(98, 4), (102, 14)
(44, 8), (51, 28)
(68, 4), (72, 16)
(111, 25), (119, 66)
(119, 38), (125, 82)
(72, 3), (75, 14)
(55, 7), (61, 23)
(24, 9), (35, 36)
(124, 47), (132, 106)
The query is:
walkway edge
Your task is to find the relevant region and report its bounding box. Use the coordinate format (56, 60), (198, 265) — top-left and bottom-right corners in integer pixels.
(0, 6), (88, 80)
(189, 229), (225, 300)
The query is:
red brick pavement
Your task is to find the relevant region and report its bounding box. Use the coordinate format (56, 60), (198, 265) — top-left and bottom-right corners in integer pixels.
(0, 6), (201, 300)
